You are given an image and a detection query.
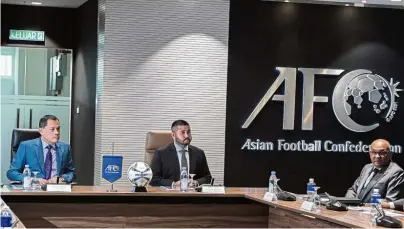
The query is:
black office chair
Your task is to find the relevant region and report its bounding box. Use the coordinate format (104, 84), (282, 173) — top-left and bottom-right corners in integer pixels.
(10, 128), (41, 162)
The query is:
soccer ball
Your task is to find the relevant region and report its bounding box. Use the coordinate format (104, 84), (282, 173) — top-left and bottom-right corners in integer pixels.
(127, 162), (153, 187)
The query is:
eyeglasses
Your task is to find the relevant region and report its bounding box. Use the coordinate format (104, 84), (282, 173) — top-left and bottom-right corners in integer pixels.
(369, 150), (390, 157)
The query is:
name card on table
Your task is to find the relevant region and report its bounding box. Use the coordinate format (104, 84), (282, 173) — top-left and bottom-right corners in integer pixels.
(263, 192), (276, 202)
(301, 201), (315, 211)
(202, 186), (225, 194)
(46, 184), (72, 192)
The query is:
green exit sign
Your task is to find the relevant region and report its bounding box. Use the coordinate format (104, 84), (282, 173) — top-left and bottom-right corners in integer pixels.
(9, 29), (45, 42)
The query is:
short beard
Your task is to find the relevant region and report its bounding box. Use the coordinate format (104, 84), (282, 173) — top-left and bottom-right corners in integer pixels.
(175, 137), (190, 147)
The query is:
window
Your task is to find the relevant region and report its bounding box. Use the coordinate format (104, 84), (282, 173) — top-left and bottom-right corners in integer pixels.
(0, 55), (12, 77)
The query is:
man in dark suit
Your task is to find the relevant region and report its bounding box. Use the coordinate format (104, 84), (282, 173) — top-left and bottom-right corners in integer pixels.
(345, 139), (404, 203)
(382, 199), (404, 211)
(150, 120), (211, 187)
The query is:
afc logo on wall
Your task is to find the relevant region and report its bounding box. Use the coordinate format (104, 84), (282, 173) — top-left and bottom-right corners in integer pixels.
(242, 67), (402, 133)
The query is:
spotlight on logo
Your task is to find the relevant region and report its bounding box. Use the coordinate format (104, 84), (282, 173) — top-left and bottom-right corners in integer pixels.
(127, 162), (153, 192)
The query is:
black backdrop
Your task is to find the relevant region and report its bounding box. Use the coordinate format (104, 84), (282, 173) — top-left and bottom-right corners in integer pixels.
(224, 1), (404, 196)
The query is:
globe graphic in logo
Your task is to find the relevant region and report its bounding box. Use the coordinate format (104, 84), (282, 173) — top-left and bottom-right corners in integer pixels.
(127, 162), (153, 187)
(341, 72), (400, 127)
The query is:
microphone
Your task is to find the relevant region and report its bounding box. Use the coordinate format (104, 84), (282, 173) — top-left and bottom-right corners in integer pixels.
(195, 177), (215, 192)
(373, 205), (403, 228)
(274, 181), (296, 201)
(324, 192), (335, 202)
(325, 192), (348, 211)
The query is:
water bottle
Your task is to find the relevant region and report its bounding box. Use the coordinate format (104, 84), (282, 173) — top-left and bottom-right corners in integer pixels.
(370, 189), (381, 225)
(180, 167), (188, 192)
(268, 171), (277, 193)
(307, 178), (316, 198)
(22, 164), (31, 191)
(371, 188), (381, 204)
(1, 206), (12, 228)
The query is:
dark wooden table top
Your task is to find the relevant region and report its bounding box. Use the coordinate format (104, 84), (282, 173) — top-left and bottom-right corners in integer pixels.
(1, 185), (255, 197)
(2, 185), (404, 228)
(246, 193), (404, 228)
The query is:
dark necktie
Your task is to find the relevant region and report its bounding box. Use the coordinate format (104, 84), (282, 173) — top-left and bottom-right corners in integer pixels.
(358, 168), (379, 199)
(180, 149), (188, 172)
(44, 145), (53, 180)
(364, 168), (379, 188)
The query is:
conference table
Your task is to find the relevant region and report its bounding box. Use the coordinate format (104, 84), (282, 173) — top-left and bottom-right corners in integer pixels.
(1, 186), (404, 228)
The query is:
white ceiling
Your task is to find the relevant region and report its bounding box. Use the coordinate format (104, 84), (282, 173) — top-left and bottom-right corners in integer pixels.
(307, 0), (404, 7)
(1, 0), (88, 8)
(268, 0), (404, 8)
(1, 0), (403, 8)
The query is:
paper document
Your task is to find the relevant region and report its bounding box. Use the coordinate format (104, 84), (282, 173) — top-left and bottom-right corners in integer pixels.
(160, 186), (176, 191)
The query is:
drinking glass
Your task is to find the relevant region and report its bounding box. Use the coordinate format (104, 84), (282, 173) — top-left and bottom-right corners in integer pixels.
(31, 171), (40, 191)
(313, 186), (321, 213)
(189, 174), (196, 190)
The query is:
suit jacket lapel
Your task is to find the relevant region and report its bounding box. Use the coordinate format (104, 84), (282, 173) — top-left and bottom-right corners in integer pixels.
(188, 146), (196, 174)
(361, 164), (390, 200)
(357, 166), (372, 195)
(169, 143), (181, 180)
(35, 138), (45, 174)
(56, 143), (63, 175)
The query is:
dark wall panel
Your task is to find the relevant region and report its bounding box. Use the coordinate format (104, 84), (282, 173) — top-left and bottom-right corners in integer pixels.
(225, 1), (404, 196)
(1, 4), (75, 48)
(72, 0), (97, 185)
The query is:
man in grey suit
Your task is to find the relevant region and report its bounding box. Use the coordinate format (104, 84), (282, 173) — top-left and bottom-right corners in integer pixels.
(345, 139), (404, 203)
(381, 199), (404, 211)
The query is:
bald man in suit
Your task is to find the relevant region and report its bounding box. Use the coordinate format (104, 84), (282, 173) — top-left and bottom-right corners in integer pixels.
(345, 139), (404, 203)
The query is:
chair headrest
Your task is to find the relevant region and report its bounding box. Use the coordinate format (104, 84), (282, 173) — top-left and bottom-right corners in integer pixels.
(145, 131), (172, 153)
(11, 128), (41, 149)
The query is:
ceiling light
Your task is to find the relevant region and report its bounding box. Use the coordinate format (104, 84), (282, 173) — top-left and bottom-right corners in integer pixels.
(390, 0), (402, 1)
(345, 3), (350, 6)
(285, 0), (290, 2)
(362, 0), (366, 2)
(32, 1), (42, 4)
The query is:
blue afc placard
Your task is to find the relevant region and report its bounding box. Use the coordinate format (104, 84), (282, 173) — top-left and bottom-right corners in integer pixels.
(102, 155), (123, 183)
